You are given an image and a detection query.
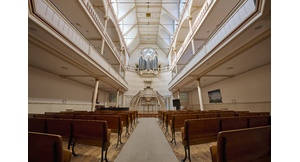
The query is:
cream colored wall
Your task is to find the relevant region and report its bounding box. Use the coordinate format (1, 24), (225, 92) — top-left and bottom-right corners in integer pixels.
(189, 64), (271, 113)
(124, 71), (172, 96)
(28, 66), (106, 113)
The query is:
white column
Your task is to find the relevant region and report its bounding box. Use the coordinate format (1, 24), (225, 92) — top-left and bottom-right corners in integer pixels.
(116, 90), (119, 107)
(196, 79), (204, 111)
(101, 17), (109, 55)
(188, 17), (195, 54)
(122, 92), (125, 107)
(91, 79), (99, 111)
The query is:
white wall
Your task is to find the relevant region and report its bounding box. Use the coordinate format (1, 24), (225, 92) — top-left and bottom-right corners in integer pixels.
(28, 66), (105, 113)
(189, 64), (271, 112)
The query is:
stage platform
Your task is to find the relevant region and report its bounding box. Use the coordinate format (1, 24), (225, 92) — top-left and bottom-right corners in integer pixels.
(138, 113), (158, 118)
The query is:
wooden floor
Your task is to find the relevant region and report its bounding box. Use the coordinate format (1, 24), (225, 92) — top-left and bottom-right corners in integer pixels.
(65, 118), (215, 162)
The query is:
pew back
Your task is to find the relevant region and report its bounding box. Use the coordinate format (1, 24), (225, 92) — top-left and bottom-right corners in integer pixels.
(28, 132), (66, 162)
(215, 126), (271, 162)
(46, 119), (72, 142)
(182, 118), (221, 146)
(28, 118), (46, 133)
(220, 117), (248, 131)
(71, 120), (111, 147)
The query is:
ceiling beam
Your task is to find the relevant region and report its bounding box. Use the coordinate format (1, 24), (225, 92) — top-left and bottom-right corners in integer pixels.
(118, 5), (136, 22)
(161, 6), (179, 22)
(123, 23), (138, 36)
(159, 24), (174, 36)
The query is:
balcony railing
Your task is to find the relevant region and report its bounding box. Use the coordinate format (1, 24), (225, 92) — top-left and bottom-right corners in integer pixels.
(81, 0), (123, 64)
(169, 0), (257, 88)
(31, 0), (128, 87)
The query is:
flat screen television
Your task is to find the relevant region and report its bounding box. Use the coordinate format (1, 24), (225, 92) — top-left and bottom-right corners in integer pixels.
(172, 99), (180, 110)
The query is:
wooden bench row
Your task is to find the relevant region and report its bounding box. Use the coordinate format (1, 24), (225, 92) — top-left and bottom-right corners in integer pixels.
(170, 115), (271, 145)
(33, 112), (132, 136)
(159, 110), (269, 133)
(29, 131), (72, 162)
(30, 114), (124, 146)
(210, 126), (271, 162)
(28, 118), (111, 162)
(158, 110), (269, 125)
(180, 116), (271, 161)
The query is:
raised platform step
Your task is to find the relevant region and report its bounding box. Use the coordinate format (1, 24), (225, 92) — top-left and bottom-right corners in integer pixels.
(139, 113), (158, 118)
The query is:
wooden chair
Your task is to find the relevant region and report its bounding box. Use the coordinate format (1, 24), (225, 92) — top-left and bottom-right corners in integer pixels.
(28, 132), (71, 162)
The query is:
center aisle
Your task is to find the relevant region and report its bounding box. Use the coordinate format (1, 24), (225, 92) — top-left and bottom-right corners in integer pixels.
(114, 118), (178, 162)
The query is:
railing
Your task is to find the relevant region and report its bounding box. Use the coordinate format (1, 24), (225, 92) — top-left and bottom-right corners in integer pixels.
(174, 0), (215, 66)
(81, 0), (123, 65)
(169, 0), (257, 88)
(31, 0), (128, 87)
(125, 65), (171, 73)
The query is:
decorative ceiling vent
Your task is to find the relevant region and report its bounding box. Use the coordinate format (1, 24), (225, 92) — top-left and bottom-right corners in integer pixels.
(146, 13), (151, 17)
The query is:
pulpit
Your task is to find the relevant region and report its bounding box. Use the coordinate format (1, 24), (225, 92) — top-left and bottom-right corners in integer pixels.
(142, 103), (155, 113)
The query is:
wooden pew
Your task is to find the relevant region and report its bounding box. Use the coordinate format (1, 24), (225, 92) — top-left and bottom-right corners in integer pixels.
(95, 111), (131, 136)
(181, 118), (221, 162)
(28, 118), (46, 133)
(220, 117), (248, 131)
(95, 115), (124, 147)
(71, 120), (111, 162)
(218, 111), (236, 117)
(35, 113), (57, 119)
(157, 110), (165, 125)
(210, 126), (271, 162)
(56, 114), (74, 119)
(28, 131), (72, 162)
(169, 114), (198, 145)
(73, 114), (95, 120)
(198, 113), (219, 119)
(248, 116), (271, 127)
(45, 119), (73, 149)
(164, 111), (182, 134)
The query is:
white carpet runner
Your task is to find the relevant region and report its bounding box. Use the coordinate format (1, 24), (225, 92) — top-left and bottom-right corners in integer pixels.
(114, 118), (178, 162)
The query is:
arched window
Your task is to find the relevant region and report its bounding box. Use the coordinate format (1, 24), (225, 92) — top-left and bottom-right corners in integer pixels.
(138, 48), (158, 71)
